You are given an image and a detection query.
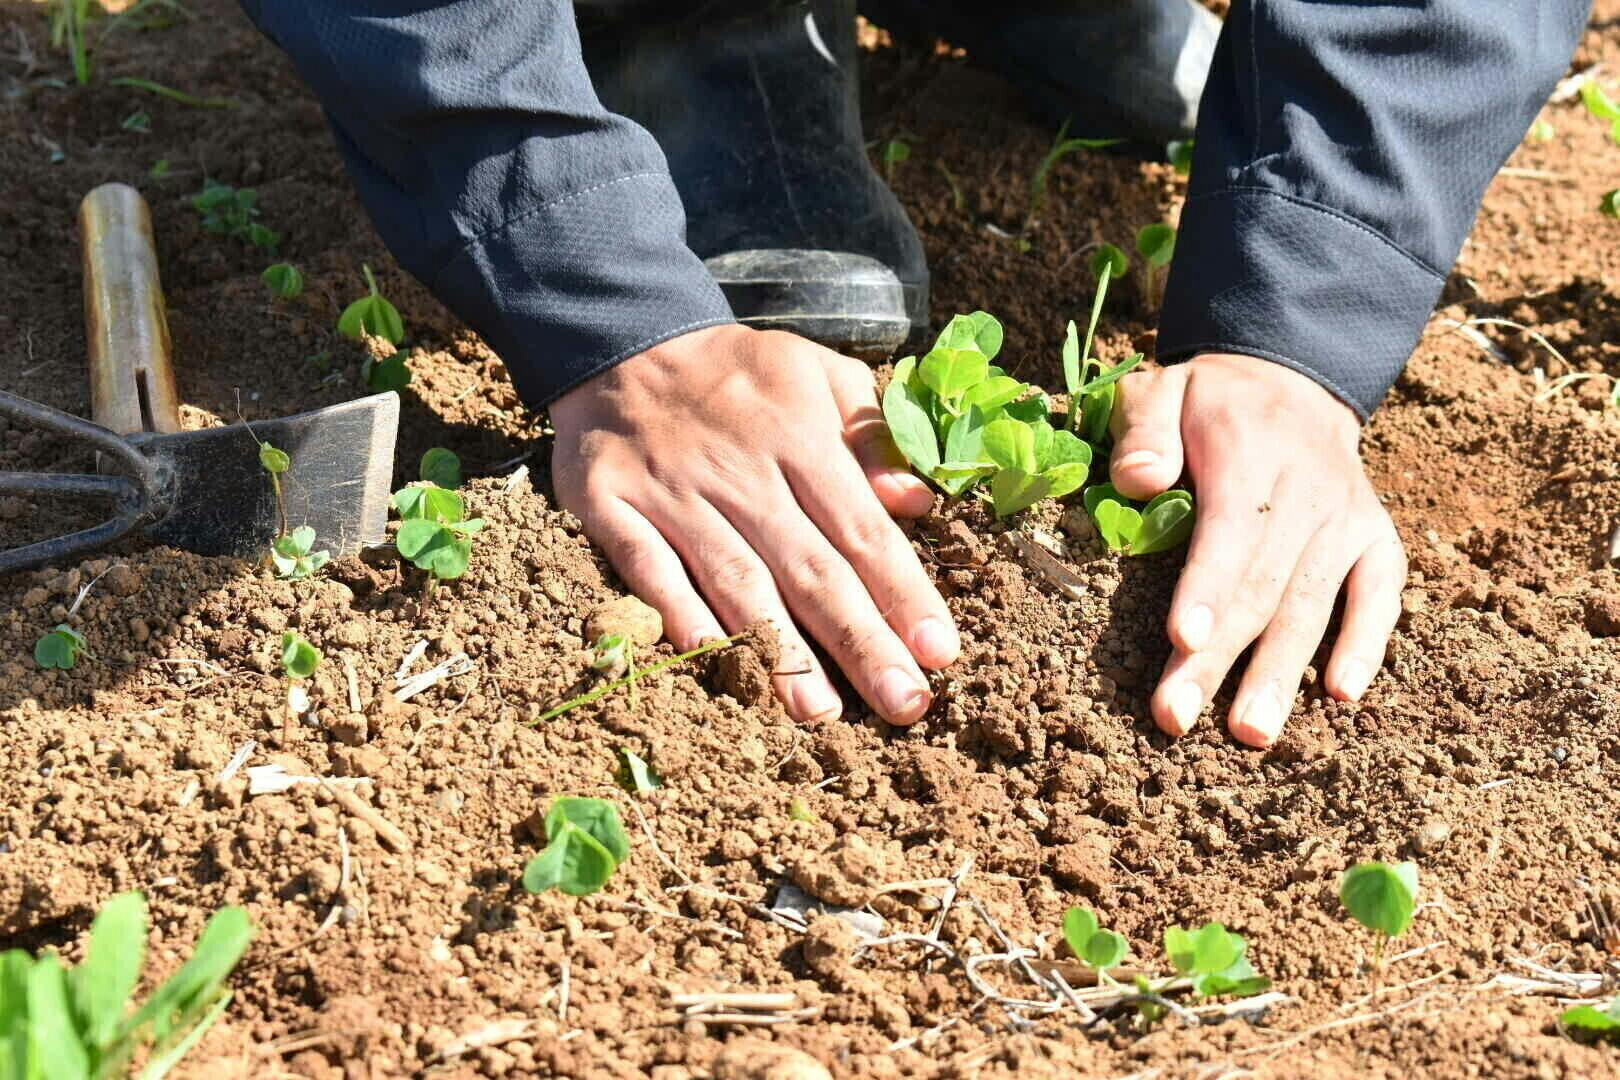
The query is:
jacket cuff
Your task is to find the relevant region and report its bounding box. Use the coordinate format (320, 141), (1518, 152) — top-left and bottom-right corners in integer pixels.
(431, 171), (735, 408)
(1157, 188), (1447, 420)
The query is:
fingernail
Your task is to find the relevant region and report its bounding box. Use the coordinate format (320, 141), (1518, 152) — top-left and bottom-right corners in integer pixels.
(1235, 684), (1284, 746)
(793, 678), (843, 723)
(874, 666), (931, 723)
(1337, 659), (1372, 702)
(1179, 604), (1214, 652)
(1115, 449), (1161, 472)
(1165, 680), (1203, 736)
(912, 617), (960, 668)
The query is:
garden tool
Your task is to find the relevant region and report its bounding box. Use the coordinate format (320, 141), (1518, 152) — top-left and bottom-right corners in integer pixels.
(0, 182), (398, 576)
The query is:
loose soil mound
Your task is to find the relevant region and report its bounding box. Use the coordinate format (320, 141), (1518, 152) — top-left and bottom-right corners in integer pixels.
(1, 3), (1618, 1078)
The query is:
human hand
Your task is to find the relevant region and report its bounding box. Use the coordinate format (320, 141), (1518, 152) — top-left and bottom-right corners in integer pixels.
(1107, 353), (1407, 747)
(549, 324), (959, 726)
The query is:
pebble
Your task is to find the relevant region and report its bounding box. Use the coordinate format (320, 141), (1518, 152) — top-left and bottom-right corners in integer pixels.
(1412, 819), (1452, 855)
(584, 596), (663, 648)
(712, 1039), (832, 1080)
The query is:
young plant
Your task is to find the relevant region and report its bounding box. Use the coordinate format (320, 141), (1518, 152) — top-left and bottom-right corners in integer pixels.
(1163, 921), (1270, 999)
(1562, 999), (1620, 1043)
(522, 797), (631, 896)
(1064, 252), (1140, 442)
(1135, 223), (1177, 307)
(270, 526), (330, 581)
(121, 110), (151, 133)
(338, 264), (405, 346)
(880, 138), (911, 183)
(48, 0), (97, 85)
(1061, 907), (1128, 977)
(363, 348), (412, 393)
(260, 262), (303, 300)
(536, 632), (744, 723)
(1339, 860), (1419, 967)
(419, 447), (463, 489)
(191, 180), (279, 253)
(1082, 484), (1195, 556)
(0, 891), (252, 1080)
(1580, 81), (1620, 218)
(255, 439), (290, 537)
(280, 631), (320, 679)
(1167, 139), (1195, 176)
(616, 748), (663, 794)
(34, 624), (87, 670)
(391, 483), (483, 584)
(1026, 119), (1121, 224)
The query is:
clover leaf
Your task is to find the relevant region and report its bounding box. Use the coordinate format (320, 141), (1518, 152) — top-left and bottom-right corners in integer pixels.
(419, 447), (463, 489)
(261, 263), (303, 300)
(34, 625), (86, 670)
(1164, 921), (1270, 1000)
(522, 797), (631, 897)
(362, 348), (412, 393)
(1062, 907), (1128, 972)
(1084, 485), (1194, 555)
(270, 525), (331, 581)
(1563, 999), (1620, 1042)
(280, 631), (320, 679)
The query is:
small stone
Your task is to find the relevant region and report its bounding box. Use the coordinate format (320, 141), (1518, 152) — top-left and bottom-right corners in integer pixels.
(1584, 594), (1620, 637)
(20, 587), (47, 609)
(585, 596), (663, 648)
(128, 617), (150, 644)
(327, 712), (368, 747)
(1412, 819), (1452, 855)
(717, 829), (758, 862)
(416, 860), (450, 886)
(104, 563), (141, 597)
(715, 646), (773, 707)
(712, 1039), (832, 1080)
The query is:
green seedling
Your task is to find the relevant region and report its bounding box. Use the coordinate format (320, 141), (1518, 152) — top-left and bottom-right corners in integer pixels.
(536, 633), (744, 723)
(1602, 190), (1620, 220)
(419, 447), (463, 489)
(1083, 484), (1195, 556)
(1167, 139), (1195, 175)
(34, 624), (87, 670)
(1136, 223), (1177, 308)
(935, 161), (966, 214)
(1163, 921), (1270, 999)
(1562, 999), (1620, 1043)
(1064, 256), (1142, 441)
(1062, 907), (1128, 976)
(1027, 118), (1121, 223)
(270, 526), (330, 581)
(1339, 861), (1418, 967)
(48, 0), (98, 85)
(392, 483), (483, 584)
(191, 180), (278, 253)
(1090, 243), (1129, 282)
(260, 262), (303, 300)
(1527, 118), (1555, 144)
(362, 348), (412, 393)
(0, 891), (252, 1080)
(522, 797), (631, 896)
(592, 631), (631, 677)
(788, 796), (818, 823)
(280, 631), (320, 679)
(616, 748), (663, 794)
(880, 138), (911, 183)
(1581, 79), (1620, 146)
(338, 264), (405, 346)
(149, 158), (171, 179)
(121, 110), (151, 133)
(255, 439), (290, 537)
(108, 76), (236, 110)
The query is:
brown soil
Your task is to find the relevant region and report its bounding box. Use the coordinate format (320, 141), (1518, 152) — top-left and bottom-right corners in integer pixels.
(2, 3), (1620, 1078)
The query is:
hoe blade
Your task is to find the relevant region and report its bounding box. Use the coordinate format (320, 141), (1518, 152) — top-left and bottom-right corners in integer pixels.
(130, 392), (399, 559)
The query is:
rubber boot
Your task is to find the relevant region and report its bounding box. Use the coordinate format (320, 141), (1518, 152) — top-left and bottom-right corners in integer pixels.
(579, 0), (926, 357)
(859, 0), (1220, 146)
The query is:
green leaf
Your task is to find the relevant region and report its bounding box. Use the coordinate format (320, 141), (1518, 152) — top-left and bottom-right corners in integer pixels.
(943, 404), (989, 466)
(1081, 381), (1116, 443)
(130, 907), (252, 1045)
(1089, 243), (1129, 281)
(1083, 483), (1123, 518)
(362, 349), (412, 393)
(72, 891), (146, 1051)
(27, 957), (88, 1080)
(545, 797), (630, 865)
(1082, 929), (1128, 971)
(1062, 319), (1081, 398)
(982, 419), (1037, 473)
(392, 484), (465, 524)
(1563, 1000), (1620, 1040)
(919, 346), (990, 403)
(616, 749), (663, 794)
(522, 823), (617, 896)
(881, 358), (941, 477)
(1135, 223), (1177, 268)
(395, 521), (472, 580)
(260, 263), (303, 300)
(1601, 189), (1620, 220)
(959, 376), (1025, 415)
(1077, 352), (1144, 396)
(1061, 908), (1099, 959)
(1134, 490), (1195, 555)
(258, 443), (289, 474)
(1339, 861), (1418, 939)
(989, 469), (1048, 518)
(338, 284), (405, 345)
(1167, 139), (1194, 175)
(279, 632), (320, 679)
(33, 627), (83, 670)
(932, 462), (993, 497)
(419, 448), (463, 489)
(1582, 79), (1620, 123)
(1041, 462), (1090, 501)
(1044, 429), (1092, 471)
(1028, 419), (1054, 470)
(962, 311), (1004, 361)
(275, 526), (315, 559)
(1164, 922), (1245, 977)
(1003, 393), (1049, 424)
(1092, 499), (1141, 553)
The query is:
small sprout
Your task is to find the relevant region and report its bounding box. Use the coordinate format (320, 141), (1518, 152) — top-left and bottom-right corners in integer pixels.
(788, 796), (818, 823)
(191, 179), (279, 253)
(1163, 921), (1270, 999)
(1083, 484), (1195, 556)
(1340, 860), (1418, 966)
(1089, 243), (1129, 281)
(280, 631), (320, 679)
(616, 748), (663, 794)
(261, 262), (303, 300)
(880, 137), (911, 182)
(1167, 139), (1195, 175)
(1562, 999), (1620, 1042)
(1061, 907), (1127, 974)
(256, 439), (291, 537)
(1581, 79), (1620, 146)
(592, 631), (631, 677)
(934, 160), (966, 214)
(522, 797), (631, 896)
(362, 348), (412, 393)
(1027, 119), (1121, 223)
(270, 526), (330, 580)
(121, 109), (151, 133)
(1602, 190), (1620, 220)
(338, 263), (405, 345)
(1135, 223), (1176, 268)
(1527, 118), (1555, 144)
(419, 447), (463, 489)
(149, 157), (171, 179)
(34, 624), (86, 670)
(392, 483), (483, 583)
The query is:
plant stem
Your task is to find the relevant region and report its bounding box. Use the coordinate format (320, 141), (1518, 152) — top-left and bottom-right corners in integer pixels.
(362, 262), (379, 297)
(268, 472), (287, 538)
(534, 632), (745, 723)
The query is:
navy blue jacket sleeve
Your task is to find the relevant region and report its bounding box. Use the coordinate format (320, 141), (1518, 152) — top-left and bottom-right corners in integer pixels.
(237, 0), (734, 408)
(1158, 0), (1590, 419)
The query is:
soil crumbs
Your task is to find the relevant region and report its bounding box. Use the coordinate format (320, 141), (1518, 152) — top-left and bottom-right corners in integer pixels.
(2, 2), (1620, 1078)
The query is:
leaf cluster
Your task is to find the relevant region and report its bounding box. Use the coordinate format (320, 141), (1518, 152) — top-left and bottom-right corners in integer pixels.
(0, 891), (252, 1080)
(1163, 921), (1270, 999)
(338, 264), (405, 346)
(1061, 907), (1127, 972)
(1580, 82), (1620, 218)
(33, 624), (86, 670)
(1563, 998), (1620, 1042)
(392, 483), (483, 581)
(279, 631), (320, 679)
(1083, 484), (1194, 555)
(522, 797), (630, 896)
(270, 525), (330, 581)
(191, 180), (278, 253)
(260, 263), (303, 300)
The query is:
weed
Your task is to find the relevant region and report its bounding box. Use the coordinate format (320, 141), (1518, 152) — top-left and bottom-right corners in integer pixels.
(392, 483), (483, 583)
(108, 76), (236, 109)
(48, 0), (98, 85)
(1089, 243), (1129, 282)
(1581, 79), (1620, 145)
(280, 631), (320, 679)
(1135, 223), (1176, 306)
(1603, 190), (1620, 220)
(535, 633), (744, 723)
(1064, 256), (1139, 441)
(34, 624), (87, 670)
(935, 161), (966, 214)
(1083, 484), (1195, 556)
(522, 797), (631, 896)
(1562, 999), (1620, 1042)
(338, 264), (405, 346)
(121, 110), (150, 133)
(788, 796), (818, 823)
(362, 348), (412, 393)
(616, 748), (663, 794)
(270, 526), (330, 581)
(148, 158), (170, 179)
(1527, 118), (1556, 144)
(881, 137), (911, 183)
(1339, 861), (1418, 967)
(191, 180), (278, 253)
(419, 447), (462, 489)
(1062, 907), (1127, 975)
(261, 263), (303, 300)
(1027, 119), (1121, 223)
(0, 891), (252, 1080)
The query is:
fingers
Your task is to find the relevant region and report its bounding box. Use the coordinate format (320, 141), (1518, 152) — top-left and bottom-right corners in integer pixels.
(1108, 366), (1189, 500)
(823, 353), (935, 518)
(1162, 463), (1283, 654)
(573, 497), (725, 651)
(640, 496), (848, 725)
(1324, 528), (1406, 702)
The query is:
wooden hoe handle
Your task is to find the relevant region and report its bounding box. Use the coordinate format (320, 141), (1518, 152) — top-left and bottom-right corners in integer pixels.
(79, 182), (181, 435)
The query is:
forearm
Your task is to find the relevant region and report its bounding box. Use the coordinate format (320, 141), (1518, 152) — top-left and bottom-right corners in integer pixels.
(238, 0), (733, 407)
(1158, 0), (1590, 419)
